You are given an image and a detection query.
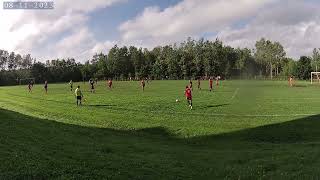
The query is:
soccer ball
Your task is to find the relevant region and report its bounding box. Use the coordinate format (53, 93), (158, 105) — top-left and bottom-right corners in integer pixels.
(176, 99), (179, 102)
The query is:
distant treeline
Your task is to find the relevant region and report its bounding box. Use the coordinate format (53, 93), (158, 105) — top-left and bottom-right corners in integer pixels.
(0, 37), (319, 86)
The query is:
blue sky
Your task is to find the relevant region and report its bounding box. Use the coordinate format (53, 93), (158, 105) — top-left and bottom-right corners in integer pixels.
(1, 0), (320, 62)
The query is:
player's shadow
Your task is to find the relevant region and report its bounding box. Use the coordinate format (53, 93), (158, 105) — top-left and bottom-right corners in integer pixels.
(86, 104), (116, 107)
(205, 104), (230, 108)
(197, 104), (230, 110)
(2, 108), (320, 179)
(293, 85), (308, 87)
(214, 90), (237, 93)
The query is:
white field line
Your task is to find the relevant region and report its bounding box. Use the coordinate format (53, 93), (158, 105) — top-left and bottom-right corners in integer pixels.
(230, 88), (239, 100)
(168, 112), (318, 117)
(270, 101), (320, 104)
(256, 98), (320, 100)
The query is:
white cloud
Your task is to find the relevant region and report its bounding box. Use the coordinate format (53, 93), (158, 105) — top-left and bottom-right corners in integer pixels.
(119, 0), (320, 58)
(52, 28), (117, 61)
(218, 0), (320, 58)
(119, 0), (276, 47)
(217, 22), (319, 58)
(14, 12), (88, 55)
(91, 41), (117, 54)
(1, 0), (320, 62)
(0, 10), (25, 51)
(0, 0), (124, 62)
(54, 27), (96, 59)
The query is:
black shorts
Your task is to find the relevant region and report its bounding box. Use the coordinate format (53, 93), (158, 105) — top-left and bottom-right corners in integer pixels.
(76, 96), (82, 100)
(44, 86), (47, 89)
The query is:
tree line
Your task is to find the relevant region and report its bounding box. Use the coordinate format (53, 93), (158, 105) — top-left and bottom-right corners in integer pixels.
(0, 37), (319, 86)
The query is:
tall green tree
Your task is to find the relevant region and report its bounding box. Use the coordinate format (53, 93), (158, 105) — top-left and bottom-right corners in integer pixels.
(164, 45), (180, 79)
(281, 58), (297, 77)
(0, 50), (8, 70)
(193, 39), (205, 78)
(95, 53), (108, 78)
(180, 38), (195, 79)
(255, 38), (286, 79)
(8, 52), (16, 70)
(236, 48), (256, 78)
(296, 56), (312, 80)
(311, 48), (320, 72)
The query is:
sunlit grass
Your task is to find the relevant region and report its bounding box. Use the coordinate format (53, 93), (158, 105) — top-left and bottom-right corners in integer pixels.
(1, 80), (320, 179)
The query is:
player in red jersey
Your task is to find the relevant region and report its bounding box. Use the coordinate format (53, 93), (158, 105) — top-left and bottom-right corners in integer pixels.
(108, 79), (113, 89)
(209, 77), (213, 92)
(184, 85), (192, 110)
(141, 79), (146, 91)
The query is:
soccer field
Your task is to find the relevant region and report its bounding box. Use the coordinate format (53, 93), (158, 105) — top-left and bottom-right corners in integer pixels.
(1, 80), (320, 179)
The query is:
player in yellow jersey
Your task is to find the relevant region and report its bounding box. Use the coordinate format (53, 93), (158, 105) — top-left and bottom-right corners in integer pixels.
(75, 85), (83, 106)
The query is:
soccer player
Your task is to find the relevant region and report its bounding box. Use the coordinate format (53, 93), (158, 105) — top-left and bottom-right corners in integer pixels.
(69, 80), (73, 91)
(28, 81), (32, 93)
(289, 76), (294, 87)
(44, 80), (48, 94)
(89, 79), (95, 93)
(141, 79), (146, 91)
(108, 79), (113, 89)
(197, 78), (201, 90)
(75, 85), (83, 106)
(209, 77), (213, 92)
(184, 85), (193, 110)
(216, 76), (221, 86)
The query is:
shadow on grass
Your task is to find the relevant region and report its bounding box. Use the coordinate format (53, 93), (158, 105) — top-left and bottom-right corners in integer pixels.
(195, 104), (230, 110)
(293, 84), (308, 87)
(1, 108), (320, 179)
(205, 104), (230, 108)
(86, 104), (116, 107)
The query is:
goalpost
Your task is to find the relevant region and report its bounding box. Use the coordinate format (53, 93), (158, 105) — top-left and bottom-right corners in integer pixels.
(19, 78), (35, 85)
(311, 72), (320, 84)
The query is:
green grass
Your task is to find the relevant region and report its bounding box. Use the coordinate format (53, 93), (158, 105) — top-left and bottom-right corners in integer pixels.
(1, 80), (320, 179)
